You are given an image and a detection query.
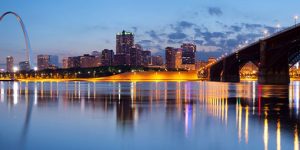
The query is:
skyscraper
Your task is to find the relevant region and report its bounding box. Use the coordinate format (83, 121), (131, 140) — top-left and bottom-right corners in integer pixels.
(116, 30), (134, 66)
(165, 47), (182, 69)
(130, 44), (142, 67)
(37, 55), (50, 70)
(6, 56), (14, 73)
(116, 30), (134, 54)
(101, 49), (114, 66)
(181, 43), (196, 64)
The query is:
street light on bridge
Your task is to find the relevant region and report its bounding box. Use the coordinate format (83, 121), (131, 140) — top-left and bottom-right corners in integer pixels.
(276, 24), (281, 32)
(294, 15), (299, 26)
(263, 30), (269, 38)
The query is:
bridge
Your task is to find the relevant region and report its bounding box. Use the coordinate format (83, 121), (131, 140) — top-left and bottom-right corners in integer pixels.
(207, 23), (300, 85)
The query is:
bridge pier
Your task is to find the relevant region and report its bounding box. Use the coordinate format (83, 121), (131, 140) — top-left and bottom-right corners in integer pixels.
(221, 57), (240, 82)
(258, 40), (290, 85)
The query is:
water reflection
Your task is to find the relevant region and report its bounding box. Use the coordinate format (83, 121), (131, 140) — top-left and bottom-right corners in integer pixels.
(0, 81), (300, 149)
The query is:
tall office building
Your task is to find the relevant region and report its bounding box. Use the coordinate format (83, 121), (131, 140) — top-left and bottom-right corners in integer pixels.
(165, 47), (182, 69)
(116, 30), (134, 54)
(101, 49), (114, 66)
(37, 55), (50, 70)
(181, 43), (196, 64)
(130, 44), (142, 67)
(115, 30), (134, 66)
(6, 56), (14, 73)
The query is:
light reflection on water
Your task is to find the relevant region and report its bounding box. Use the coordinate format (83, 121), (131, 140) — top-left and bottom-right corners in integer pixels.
(0, 81), (299, 150)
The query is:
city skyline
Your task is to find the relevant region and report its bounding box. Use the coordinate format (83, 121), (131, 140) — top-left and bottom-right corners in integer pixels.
(0, 0), (300, 63)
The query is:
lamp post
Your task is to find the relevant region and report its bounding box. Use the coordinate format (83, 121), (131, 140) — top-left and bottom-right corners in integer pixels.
(276, 24), (281, 32)
(263, 30), (268, 38)
(294, 15), (299, 26)
(34, 67), (38, 78)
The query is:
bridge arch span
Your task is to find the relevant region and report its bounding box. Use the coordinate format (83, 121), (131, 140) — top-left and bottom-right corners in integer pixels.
(0, 11), (32, 69)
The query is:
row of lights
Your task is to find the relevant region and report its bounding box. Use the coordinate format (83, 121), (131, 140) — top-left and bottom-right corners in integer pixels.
(12, 66), (38, 73)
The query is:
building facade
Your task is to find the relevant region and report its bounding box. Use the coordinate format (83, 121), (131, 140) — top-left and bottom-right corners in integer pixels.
(116, 30), (134, 66)
(101, 49), (114, 66)
(19, 61), (30, 71)
(37, 55), (59, 70)
(181, 43), (196, 64)
(151, 55), (164, 66)
(141, 50), (151, 67)
(130, 44), (142, 67)
(6, 56), (14, 73)
(80, 54), (99, 68)
(165, 47), (182, 69)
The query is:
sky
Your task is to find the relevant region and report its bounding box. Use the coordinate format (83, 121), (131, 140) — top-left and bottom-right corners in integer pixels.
(0, 0), (299, 64)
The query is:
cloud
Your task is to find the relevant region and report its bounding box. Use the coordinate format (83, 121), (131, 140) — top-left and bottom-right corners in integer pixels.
(168, 32), (187, 40)
(132, 26), (138, 33)
(230, 25), (242, 32)
(208, 7), (223, 16)
(136, 19), (280, 60)
(178, 21), (194, 29)
(197, 45), (221, 52)
(146, 30), (162, 42)
(242, 23), (263, 30)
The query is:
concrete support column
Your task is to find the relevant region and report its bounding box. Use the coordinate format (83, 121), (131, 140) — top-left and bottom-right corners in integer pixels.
(258, 40), (290, 85)
(221, 58), (240, 82)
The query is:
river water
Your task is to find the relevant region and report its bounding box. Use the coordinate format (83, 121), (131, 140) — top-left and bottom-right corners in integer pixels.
(0, 81), (299, 150)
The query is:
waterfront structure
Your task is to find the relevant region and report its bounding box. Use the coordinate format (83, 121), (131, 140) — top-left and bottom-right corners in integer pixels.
(6, 56), (14, 73)
(116, 30), (134, 66)
(165, 47), (182, 69)
(208, 24), (300, 85)
(19, 61), (30, 71)
(101, 49), (114, 66)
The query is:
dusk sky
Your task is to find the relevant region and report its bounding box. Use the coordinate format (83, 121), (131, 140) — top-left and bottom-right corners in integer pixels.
(0, 0), (299, 63)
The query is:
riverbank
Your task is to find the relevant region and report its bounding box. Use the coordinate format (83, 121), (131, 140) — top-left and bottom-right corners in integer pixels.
(12, 71), (198, 82)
